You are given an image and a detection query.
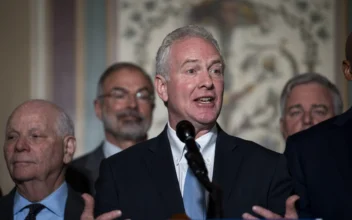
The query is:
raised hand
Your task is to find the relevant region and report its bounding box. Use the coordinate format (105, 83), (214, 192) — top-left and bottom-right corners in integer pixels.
(242, 195), (299, 219)
(81, 193), (122, 220)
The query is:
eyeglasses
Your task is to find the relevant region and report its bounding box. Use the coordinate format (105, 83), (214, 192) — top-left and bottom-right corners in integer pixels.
(98, 87), (154, 103)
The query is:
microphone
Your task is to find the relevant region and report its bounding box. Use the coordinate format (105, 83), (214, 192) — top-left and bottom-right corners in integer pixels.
(176, 120), (210, 189)
(176, 120), (196, 143)
(176, 120), (223, 218)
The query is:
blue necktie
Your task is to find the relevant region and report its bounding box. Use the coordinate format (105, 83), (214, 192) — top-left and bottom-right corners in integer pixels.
(183, 145), (206, 220)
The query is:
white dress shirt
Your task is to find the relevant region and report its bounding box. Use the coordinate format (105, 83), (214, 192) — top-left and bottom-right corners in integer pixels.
(103, 140), (122, 158)
(168, 122), (217, 196)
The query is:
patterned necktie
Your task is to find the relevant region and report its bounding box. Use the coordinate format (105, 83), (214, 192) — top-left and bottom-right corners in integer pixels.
(183, 144), (206, 220)
(24, 203), (45, 220)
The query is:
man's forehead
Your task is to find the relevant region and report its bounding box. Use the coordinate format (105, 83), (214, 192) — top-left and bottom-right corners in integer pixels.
(7, 107), (56, 131)
(103, 69), (152, 90)
(8, 112), (49, 128)
(289, 83), (331, 97)
(172, 37), (218, 51)
(170, 38), (222, 63)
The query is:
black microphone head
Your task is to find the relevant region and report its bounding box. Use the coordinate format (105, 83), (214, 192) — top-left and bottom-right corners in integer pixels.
(176, 120), (195, 143)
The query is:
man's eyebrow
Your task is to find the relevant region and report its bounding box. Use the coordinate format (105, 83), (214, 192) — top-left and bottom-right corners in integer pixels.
(209, 59), (222, 66)
(28, 128), (42, 133)
(111, 87), (128, 92)
(136, 86), (153, 93)
(287, 104), (303, 111)
(311, 104), (328, 110)
(180, 59), (199, 68)
(208, 59), (223, 68)
(111, 86), (152, 93)
(5, 127), (15, 133)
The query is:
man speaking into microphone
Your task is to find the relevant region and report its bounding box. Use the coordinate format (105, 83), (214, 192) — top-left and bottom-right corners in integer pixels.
(94, 25), (292, 219)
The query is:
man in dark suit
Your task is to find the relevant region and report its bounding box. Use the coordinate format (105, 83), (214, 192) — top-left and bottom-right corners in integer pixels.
(94, 25), (292, 220)
(283, 33), (352, 220)
(0, 100), (84, 219)
(67, 62), (155, 195)
(242, 33), (352, 220)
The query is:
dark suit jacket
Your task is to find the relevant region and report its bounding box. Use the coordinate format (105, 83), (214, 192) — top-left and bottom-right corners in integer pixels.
(95, 125), (292, 219)
(284, 107), (352, 220)
(0, 184), (84, 220)
(66, 143), (105, 195)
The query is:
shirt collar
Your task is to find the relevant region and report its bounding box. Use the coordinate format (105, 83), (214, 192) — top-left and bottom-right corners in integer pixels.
(168, 122), (218, 158)
(103, 139), (122, 158)
(14, 181), (68, 217)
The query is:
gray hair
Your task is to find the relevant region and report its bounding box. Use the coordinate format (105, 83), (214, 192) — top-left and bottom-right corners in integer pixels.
(56, 109), (75, 137)
(96, 62), (153, 98)
(280, 73), (343, 116)
(155, 25), (224, 80)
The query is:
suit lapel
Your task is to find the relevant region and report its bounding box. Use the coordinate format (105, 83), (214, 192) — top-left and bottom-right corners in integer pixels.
(212, 127), (243, 205)
(144, 126), (185, 216)
(0, 188), (16, 220)
(86, 144), (105, 181)
(64, 186), (84, 219)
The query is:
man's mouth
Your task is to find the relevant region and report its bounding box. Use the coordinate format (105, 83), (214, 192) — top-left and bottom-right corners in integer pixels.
(195, 97), (214, 103)
(13, 161), (34, 167)
(121, 115), (139, 120)
(117, 110), (143, 122)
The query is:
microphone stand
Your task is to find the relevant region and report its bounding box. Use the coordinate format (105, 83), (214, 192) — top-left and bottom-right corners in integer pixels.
(176, 120), (223, 219)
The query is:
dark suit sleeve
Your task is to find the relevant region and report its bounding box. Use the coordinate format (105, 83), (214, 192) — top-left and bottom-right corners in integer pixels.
(94, 159), (120, 217)
(267, 154), (293, 216)
(284, 137), (312, 218)
(65, 165), (91, 194)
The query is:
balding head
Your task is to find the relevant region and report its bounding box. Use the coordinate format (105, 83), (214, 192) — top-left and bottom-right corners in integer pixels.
(6, 99), (74, 138)
(342, 32), (352, 81)
(4, 100), (76, 197)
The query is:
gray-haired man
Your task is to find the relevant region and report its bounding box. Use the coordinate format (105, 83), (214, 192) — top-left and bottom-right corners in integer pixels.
(67, 62), (155, 195)
(280, 72), (343, 140)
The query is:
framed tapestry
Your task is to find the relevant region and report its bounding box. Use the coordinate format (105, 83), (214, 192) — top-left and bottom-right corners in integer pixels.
(104, 0), (346, 152)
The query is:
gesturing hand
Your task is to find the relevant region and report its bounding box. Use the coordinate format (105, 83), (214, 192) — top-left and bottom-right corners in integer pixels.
(242, 195), (300, 219)
(80, 193), (122, 220)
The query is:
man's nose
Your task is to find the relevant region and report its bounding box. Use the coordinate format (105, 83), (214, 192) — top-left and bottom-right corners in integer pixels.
(302, 111), (313, 126)
(126, 94), (138, 109)
(15, 137), (30, 152)
(198, 70), (214, 89)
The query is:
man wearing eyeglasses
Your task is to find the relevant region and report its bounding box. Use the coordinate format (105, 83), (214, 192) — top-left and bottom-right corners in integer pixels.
(66, 62), (155, 195)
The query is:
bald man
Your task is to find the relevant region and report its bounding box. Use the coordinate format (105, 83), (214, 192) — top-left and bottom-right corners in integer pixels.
(243, 33), (352, 220)
(0, 100), (85, 219)
(0, 100), (120, 220)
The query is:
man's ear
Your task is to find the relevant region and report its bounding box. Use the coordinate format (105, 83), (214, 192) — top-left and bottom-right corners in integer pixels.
(94, 99), (103, 121)
(63, 136), (76, 164)
(342, 60), (352, 81)
(154, 75), (168, 103)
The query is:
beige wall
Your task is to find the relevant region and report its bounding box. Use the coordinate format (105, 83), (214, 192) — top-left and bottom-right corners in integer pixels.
(0, 0), (31, 194)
